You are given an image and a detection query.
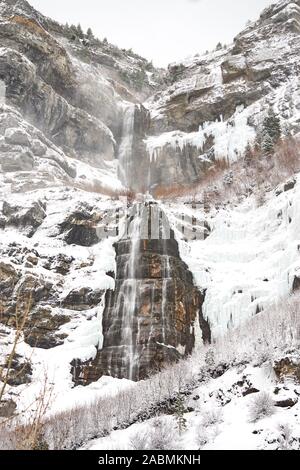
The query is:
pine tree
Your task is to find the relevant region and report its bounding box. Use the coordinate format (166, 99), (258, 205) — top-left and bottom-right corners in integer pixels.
(216, 42), (222, 51)
(76, 23), (84, 39)
(86, 27), (94, 40)
(69, 24), (78, 40)
(174, 394), (187, 435)
(261, 107), (281, 155)
(261, 133), (275, 155)
(64, 23), (72, 39)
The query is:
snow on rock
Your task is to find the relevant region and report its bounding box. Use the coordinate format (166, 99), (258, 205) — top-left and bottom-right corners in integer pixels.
(0, 186), (128, 415)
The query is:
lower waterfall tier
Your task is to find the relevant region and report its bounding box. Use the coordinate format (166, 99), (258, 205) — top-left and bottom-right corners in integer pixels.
(72, 236), (210, 384)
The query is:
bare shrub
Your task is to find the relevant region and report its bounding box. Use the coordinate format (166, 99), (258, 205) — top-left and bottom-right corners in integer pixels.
(249, 392), (275, 422)
(0, 295), (33, 403)
(72, 180), (136, 201)
(195, 423), (209, 449)
(130, 429), (149, 450)
(147, 418), (179, 450)
(201, 407), (223, 428)
(274, 137), (300, 178)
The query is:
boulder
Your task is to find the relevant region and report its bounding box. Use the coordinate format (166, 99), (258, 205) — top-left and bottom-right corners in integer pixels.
(1, 151), (34, 172)
(274, 357), (300, 383)
(4, 127), (30, 146)
(59, 205), (101, 247)
(62, 287), (104, 311)
(24, 307), (70, 349)
(2, 200), (46, 236)
(42, 253), (74, 275)
(5, 356), (32, 386)
(31, 139), (47, 156)
(292, 275), (300, 292)
(275, 398), (298, 408)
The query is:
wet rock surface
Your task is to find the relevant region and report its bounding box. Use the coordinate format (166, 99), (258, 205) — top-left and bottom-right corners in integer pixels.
(24, 307), (70, 349)
(72, 204), (210, 384)
(62, 287), (104, 311)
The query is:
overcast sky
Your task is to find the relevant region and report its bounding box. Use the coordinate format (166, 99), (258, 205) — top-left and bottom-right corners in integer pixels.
(29, 0), (275, 67)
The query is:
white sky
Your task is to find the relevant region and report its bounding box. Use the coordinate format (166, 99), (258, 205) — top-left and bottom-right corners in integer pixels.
(29, 0), (275, 67)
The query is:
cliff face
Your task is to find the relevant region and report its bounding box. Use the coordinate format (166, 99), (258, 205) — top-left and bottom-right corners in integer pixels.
(1, 0), (300, 192)
(144, 0), (300, 186)
(72, 203), (210, 384)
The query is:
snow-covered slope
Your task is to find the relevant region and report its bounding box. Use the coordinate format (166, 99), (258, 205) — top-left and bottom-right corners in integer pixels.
(165, 176), (300, 336)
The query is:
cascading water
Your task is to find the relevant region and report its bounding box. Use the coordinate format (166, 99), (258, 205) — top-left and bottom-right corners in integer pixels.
(71, 110), (210, 385)
(118, 103), (135, 187)
(117, 204), (141, 380)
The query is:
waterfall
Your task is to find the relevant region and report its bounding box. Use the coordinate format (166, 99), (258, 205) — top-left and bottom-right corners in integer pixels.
(121, 206), (141, 380)
(72, 200), (205, 385)
(161, 253), (171, 346)
(118, 103), (135, 187)
(107, 203), (144, 380)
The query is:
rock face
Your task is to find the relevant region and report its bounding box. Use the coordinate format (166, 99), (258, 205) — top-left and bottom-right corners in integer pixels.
(72, 203), (210, 384)
(2, 199), (46, 236)
(274, 357), (300, 383)
(24, 307), (70, 349)
(149, 0), (300, 135)
(144, 0), (300, 186)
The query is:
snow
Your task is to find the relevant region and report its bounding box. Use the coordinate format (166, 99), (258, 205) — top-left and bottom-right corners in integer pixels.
(0, 187), (127, 416)
(82, 362), (300, 450)
(146, 104), (256, 164)
(164, 176), (300, 337)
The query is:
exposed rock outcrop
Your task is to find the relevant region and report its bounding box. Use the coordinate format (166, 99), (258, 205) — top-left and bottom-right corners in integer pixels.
(2, 199), (46, 236)
(274, 357), (300, 383)
(24, 307), (70, 349)
(62, 287), (104, 311)
(72, 203), (210, 384)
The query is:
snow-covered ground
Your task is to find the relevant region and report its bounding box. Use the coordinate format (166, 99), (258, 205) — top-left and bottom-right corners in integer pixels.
(83, 362), (300, 451)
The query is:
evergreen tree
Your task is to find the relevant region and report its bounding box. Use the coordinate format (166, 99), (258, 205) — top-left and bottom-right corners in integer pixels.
(174, 394), (187, 435)
(69, 24), (78, 40)
(76, 23), (84, 39)
(103, 37), (108, 45)
(261, 133), (275, 155)
(216, 42), (222, 51)
(261, 107), (281, 155)
(86, 27), (94, 40)
(64, 23), (74, 39)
